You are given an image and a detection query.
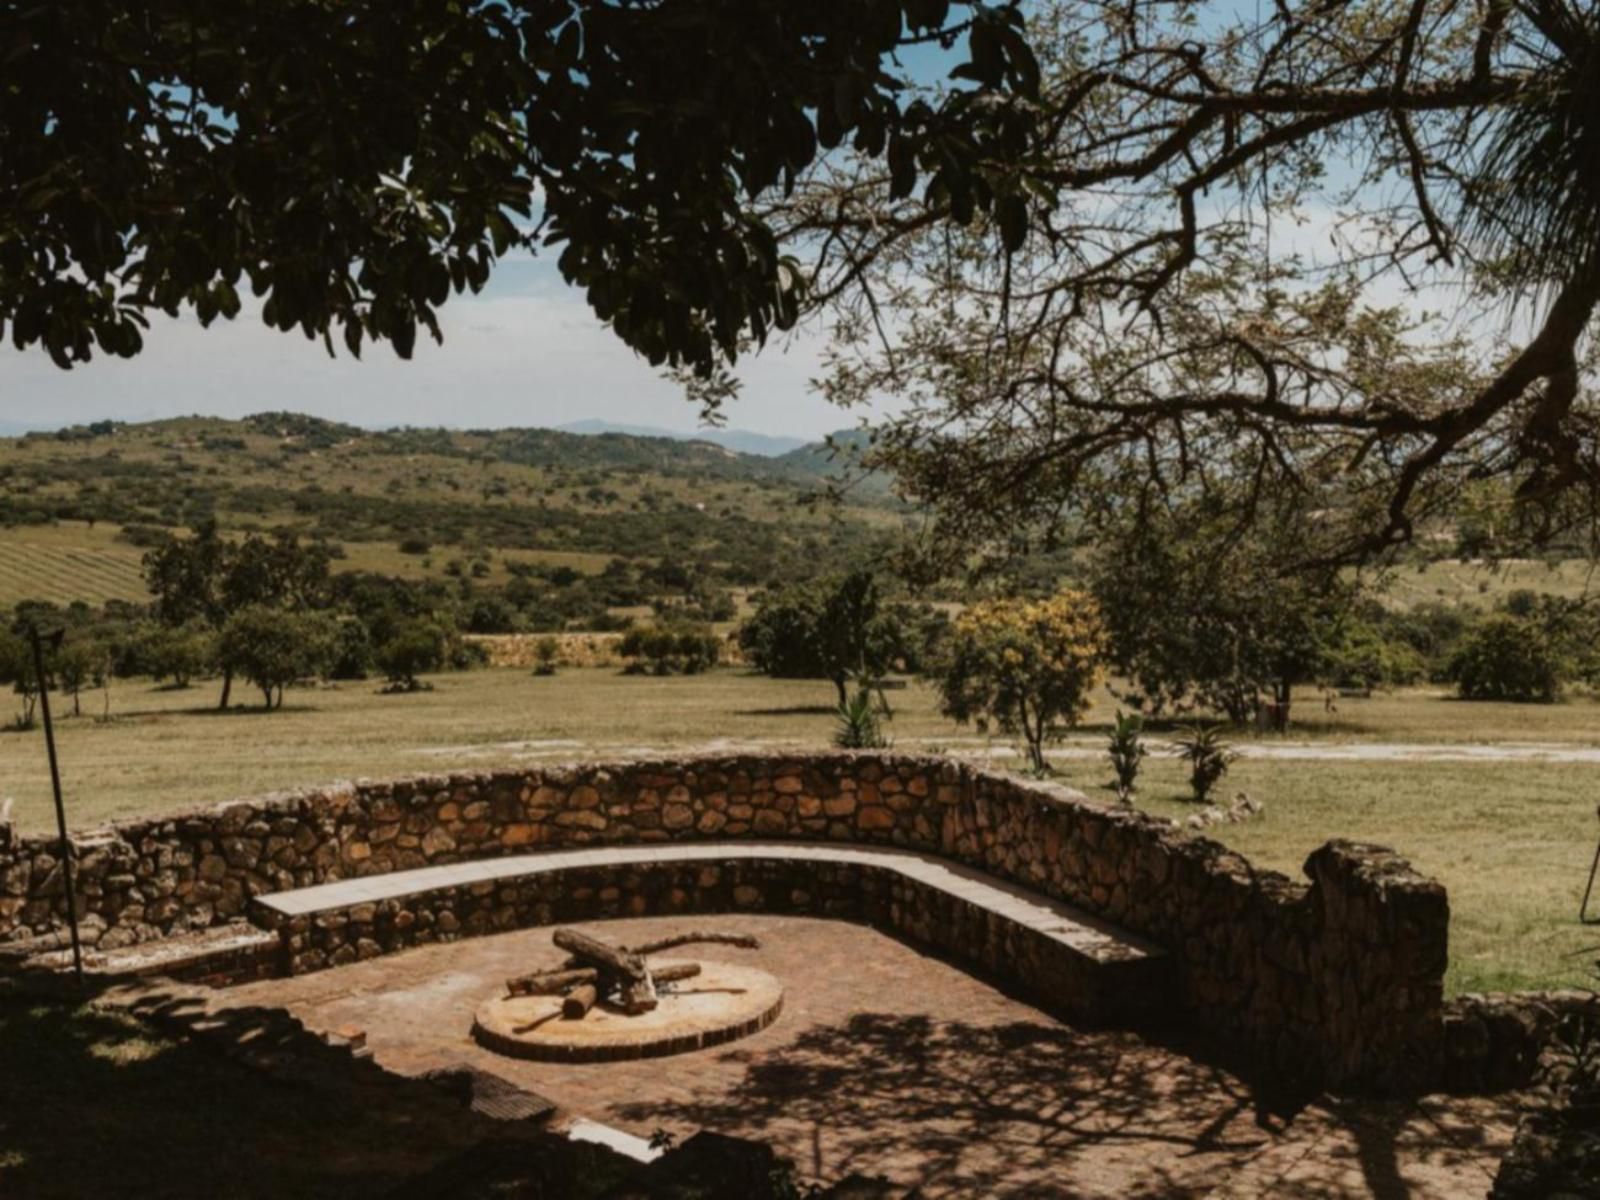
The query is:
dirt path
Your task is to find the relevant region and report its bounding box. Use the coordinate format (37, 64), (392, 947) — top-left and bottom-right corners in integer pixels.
(416, 734), (1600, 766)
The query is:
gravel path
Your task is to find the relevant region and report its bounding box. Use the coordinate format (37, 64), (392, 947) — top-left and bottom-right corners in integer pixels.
(417, 734), (1600, 766)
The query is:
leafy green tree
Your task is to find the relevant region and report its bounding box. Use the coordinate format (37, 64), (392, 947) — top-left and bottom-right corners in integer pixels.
(144, 525), (331, 708)
(1322, 620), (1427, 695)
(7, 3), (1041, 379)
(217, 607), (335, 710)
(0, 631), (40, 728)
(467, 595), (520, 634)
(739, 571), (909, 705)
(376, 619), (451, 693)
(328, 620), (376, 682)
(1089, 501), (1355, 729)
(139, 623), (216, 689)
(1450, 615), (1565, 703)
(52, 637), (107, 718)
(933, 590), (1109, 772)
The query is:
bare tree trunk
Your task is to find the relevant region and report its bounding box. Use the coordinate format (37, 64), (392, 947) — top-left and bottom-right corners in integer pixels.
(218, 667), (233, 710)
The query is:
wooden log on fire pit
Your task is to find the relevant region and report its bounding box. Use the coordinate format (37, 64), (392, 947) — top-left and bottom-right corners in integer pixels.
(553, 928), (648, 981)
(505, 966), (600, 998)
(509, 928), (756, 1016)
(561, 984), (599, 1020)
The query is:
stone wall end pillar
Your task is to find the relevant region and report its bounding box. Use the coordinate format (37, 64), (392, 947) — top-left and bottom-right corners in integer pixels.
(1304, 839), (1449, 1092)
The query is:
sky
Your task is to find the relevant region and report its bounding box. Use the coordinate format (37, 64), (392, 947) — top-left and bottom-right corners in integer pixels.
(0, 256), (847, 437)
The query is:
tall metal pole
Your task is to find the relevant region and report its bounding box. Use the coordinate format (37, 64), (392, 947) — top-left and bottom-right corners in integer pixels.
(29, 627), (83, 986)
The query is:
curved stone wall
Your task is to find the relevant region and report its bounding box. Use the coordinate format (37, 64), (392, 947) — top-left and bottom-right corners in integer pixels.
(0, 753), (1448, 1091)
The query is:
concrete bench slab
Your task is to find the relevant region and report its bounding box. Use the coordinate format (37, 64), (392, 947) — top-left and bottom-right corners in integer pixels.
(15, 922), (280, 985)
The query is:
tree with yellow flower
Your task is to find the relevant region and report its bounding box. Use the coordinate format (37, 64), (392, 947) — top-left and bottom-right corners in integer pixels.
(934, 590), (1110, 773)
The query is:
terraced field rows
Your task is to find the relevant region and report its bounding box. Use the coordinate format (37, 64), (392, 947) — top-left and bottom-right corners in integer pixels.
(0, 536), (148, 606)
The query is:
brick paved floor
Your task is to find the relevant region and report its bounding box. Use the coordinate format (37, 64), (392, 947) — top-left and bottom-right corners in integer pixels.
(221, 916), (1518, 1198)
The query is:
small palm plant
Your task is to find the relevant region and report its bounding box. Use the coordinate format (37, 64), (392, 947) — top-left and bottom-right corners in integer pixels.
(1173, 723), (1235, 804)
(833, 688), (887, 749)
(1107, 710), (1147, 803)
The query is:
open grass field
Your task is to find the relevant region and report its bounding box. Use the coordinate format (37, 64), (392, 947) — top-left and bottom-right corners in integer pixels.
(4, 666), (1600, 995)
(1386, 555), (1600, 609)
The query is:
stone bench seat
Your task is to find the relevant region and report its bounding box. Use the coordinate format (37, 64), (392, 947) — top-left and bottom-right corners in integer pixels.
(252, 841), (1171, 1026)
(10, 923), (281, 986)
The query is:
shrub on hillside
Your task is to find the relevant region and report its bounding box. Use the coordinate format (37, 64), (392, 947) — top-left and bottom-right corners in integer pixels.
(1450, 615), (1564, 702)
(447, 635), (491, 671)
(467, 595), (520, 634)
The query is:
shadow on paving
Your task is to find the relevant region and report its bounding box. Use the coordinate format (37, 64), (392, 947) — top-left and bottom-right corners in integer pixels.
(609, 1012), (1501, 1199)
(0, 981), (627, 1200)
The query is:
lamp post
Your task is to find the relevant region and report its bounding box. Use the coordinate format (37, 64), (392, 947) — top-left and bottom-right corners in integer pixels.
(28, 626), (84, 986)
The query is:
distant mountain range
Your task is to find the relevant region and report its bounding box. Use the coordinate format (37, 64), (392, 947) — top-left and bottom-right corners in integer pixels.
(557, 419), (810, 458)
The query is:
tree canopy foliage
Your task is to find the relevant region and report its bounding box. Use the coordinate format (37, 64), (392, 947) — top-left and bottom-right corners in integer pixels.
(801, 0), (1600, 561)
(739, 571), (920, 704)
(3, 1), (1040, 376)
(142, 522), (332, 705)
(1088, 496), (1359, 727)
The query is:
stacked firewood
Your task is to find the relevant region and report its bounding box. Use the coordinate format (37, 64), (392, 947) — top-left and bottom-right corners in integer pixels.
(506, 928), (761, 1018)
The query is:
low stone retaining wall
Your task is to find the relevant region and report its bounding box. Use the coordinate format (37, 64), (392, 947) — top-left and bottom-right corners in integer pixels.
(1444, 990), (1599, 1093)
(0, 753), (1448, 1091)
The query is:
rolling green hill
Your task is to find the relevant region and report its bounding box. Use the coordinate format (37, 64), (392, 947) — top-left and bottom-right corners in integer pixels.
(0, 414), (909, 607)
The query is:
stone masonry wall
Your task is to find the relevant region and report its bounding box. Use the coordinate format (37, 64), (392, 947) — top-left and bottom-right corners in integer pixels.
(0, 753), (1448, 1091)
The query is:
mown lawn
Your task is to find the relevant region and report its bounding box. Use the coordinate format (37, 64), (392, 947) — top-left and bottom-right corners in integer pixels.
(3, 667), (1599, 994)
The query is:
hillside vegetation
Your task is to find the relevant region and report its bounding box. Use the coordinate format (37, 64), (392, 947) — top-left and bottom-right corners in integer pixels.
(0, 414), (901, 605)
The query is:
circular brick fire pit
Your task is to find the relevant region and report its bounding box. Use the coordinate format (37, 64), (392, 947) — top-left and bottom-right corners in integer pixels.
(472, 959), (784, 1062)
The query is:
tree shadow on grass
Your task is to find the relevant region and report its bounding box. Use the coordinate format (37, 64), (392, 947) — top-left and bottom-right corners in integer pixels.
(0, 982), (623, 1200)
(609, 1012), (1503, 1199)
(735, 706), (838, 717)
